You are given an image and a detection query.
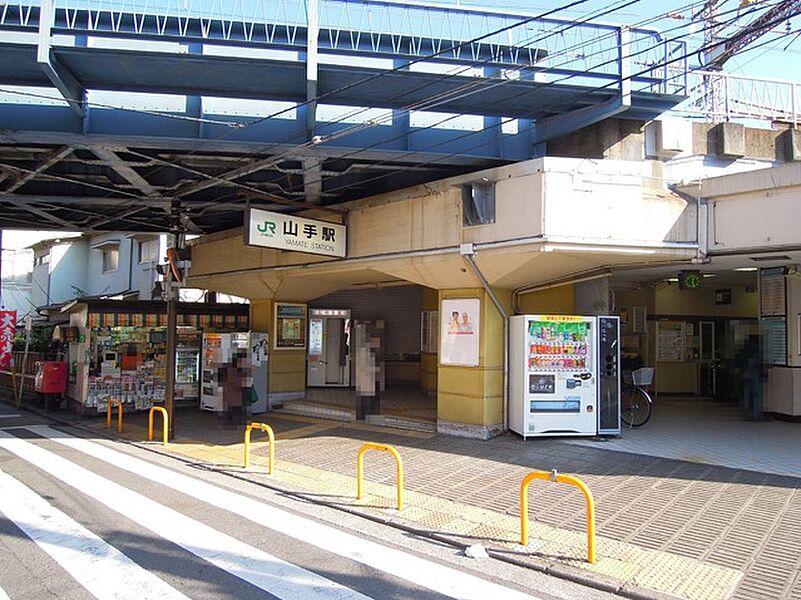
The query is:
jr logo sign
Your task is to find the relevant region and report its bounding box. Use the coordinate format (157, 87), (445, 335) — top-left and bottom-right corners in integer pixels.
(257, 221), (276, 236)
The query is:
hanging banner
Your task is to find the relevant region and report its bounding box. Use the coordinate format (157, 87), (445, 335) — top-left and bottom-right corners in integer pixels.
(245, 208), (346, 258)
(440, 298), (480, 366)
(0, 310), (17, 370)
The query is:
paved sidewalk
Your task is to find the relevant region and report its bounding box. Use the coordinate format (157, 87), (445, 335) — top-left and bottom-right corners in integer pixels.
(48, 406), (797, 600)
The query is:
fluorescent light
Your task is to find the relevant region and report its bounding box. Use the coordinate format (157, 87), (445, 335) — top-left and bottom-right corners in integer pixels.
(702, 274), (717, 278)
(734, 267), (758, 272)
(750, 255), (791, 262)
(666, 277), (679, 282)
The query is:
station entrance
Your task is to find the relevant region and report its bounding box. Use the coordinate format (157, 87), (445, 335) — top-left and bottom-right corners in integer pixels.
(279, 285), (437, 430)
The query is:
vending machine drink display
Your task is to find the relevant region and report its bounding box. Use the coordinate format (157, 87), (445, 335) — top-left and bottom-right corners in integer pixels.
(509, 315), (620, 439)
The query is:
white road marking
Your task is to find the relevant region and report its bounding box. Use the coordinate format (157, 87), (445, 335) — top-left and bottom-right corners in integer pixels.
(0, 415), (21, 419)
(0, 431), (372, 600)
(0, 467), (189, 600)
(34, 425), (542, 600)
(0, 585), (11, 600)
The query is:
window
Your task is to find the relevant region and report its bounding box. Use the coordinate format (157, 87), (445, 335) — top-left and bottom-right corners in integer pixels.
(34, 253), (50, 266)
(102, 247), (119, 272)
(461, 181), (495, 226)
(138, 238), (159, 263)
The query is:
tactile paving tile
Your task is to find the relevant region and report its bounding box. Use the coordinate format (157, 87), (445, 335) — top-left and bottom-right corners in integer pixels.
(144, 425), (749, 600)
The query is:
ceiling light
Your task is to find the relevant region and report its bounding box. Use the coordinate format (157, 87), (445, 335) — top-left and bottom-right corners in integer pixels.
(666, 277), (679, 282)
(702, 274), (717, 278)
(750, 255), (791, 262)
(734, 267), (758, 272)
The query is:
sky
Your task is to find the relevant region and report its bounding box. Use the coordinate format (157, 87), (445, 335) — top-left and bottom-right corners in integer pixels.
(430, 0), (801, 81)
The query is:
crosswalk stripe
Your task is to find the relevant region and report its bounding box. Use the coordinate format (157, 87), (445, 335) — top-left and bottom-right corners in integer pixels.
(0, 467), (190, 600)
(0, 430), (373, 600)
(0, 585), (11, 600)
(35, 425), (542, 600)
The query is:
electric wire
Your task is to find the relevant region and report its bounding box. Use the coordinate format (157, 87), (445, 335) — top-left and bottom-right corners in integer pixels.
(232, 0), (778, 200)
(315, 8), (800, 199)
(91, 0), (719, 204)
(0, 0), (783, 227)
(0, 0), (769, 224)
(0, 0), (618, 219)
(137, 0), (774, 201)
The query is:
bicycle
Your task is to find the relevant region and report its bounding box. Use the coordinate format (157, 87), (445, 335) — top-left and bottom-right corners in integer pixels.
(620, 367), (654, 427)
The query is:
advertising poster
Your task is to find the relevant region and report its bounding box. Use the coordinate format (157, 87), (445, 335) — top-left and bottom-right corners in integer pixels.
(0, 310), (17, 370)
(274, 303), (307, 349)
(440, 299), (480, 366)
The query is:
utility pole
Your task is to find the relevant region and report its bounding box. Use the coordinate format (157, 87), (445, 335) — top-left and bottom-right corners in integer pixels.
(699, 0), (724, 120)
(164, 199), (183, 439)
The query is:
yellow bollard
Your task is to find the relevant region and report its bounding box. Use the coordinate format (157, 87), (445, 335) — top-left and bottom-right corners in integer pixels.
(356, 442), (404, 511)
(520, 469), (596, 564)
(243, 422), (275, 474)
(148, 406), (169, 446)
(106, 399), (123, 433)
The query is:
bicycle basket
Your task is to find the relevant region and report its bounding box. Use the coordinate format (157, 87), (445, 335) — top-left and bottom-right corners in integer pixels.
(632, 367), (654, 386)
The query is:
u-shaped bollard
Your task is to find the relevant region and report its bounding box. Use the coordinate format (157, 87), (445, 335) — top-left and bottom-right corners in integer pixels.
(148, 406), (169, 446)
(244, 422), (275, 474)
(106, 399), (123, 433)
(520, 469), (596, 563)
(357, 443), (404, 511)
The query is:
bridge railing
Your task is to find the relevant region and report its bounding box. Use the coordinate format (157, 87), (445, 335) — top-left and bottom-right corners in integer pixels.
(674, 70), (800, 125)
(0, 0), (686, 93)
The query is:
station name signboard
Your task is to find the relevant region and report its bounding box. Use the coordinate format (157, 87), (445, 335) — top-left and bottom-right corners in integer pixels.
(245, 208), (346, 258)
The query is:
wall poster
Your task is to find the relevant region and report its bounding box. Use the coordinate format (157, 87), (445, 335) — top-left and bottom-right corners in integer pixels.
(274, 303), (307, 350)
(440, 299), (480, 366)
(759, 268), (786, 317)
(656, 321), (685, 362)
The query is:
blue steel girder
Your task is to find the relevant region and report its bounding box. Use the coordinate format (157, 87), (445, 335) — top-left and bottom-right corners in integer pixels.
(0, 44), (684, 119)
(36, 0), (84, 117)
(0, 104), (534, 162)
(0, 1), (686, 85)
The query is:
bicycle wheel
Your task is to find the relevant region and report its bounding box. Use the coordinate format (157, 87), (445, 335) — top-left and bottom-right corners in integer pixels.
(621, 386), (652, 428)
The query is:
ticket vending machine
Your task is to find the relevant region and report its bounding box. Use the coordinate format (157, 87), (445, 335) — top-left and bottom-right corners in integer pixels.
(509, 315), (620, 439)
(307, 309), (351, 387)
(596, 316), (621, 435)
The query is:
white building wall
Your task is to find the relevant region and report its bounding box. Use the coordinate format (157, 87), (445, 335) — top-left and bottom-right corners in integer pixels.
(541, 158), (696, 245)
(130, 235), (163, 300)
(86, 234), (132, 297)
(48, 241), (88, 302)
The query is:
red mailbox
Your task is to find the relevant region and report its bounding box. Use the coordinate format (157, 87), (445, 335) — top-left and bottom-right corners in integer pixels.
(34, 361), (68, 394)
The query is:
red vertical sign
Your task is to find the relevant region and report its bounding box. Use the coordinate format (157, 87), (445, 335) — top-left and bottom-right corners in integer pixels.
(0, 310), (16, 370)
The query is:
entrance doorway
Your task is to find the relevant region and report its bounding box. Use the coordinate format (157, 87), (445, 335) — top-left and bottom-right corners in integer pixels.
(307, 309), (350, 387)
(281, 286), (438, 429)
(698, 320), (717, 397)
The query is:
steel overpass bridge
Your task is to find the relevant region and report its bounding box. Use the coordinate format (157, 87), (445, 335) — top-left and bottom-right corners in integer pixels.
(0, 0), (688, 233)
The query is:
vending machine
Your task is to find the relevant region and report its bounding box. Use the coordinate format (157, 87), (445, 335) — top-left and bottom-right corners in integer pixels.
(509, 315), (620, 439)
(200, 332), (269, 414)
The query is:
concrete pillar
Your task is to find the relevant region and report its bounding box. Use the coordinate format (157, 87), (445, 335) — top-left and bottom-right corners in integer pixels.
(436, 287), (511, 439)
(419, 286), (438, 397)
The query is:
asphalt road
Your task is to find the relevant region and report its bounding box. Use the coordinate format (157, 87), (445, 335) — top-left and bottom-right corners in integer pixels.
(0, 405), (617, 600)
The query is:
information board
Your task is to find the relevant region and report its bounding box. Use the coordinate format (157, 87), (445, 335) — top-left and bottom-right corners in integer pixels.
(760, 268), (786, 317)
(656, 321), (685, 362)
